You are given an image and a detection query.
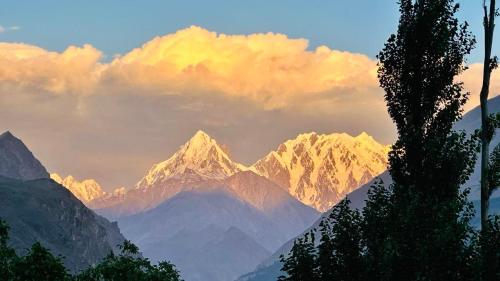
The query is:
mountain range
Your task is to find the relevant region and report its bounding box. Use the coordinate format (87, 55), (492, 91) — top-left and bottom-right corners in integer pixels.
(1, 97), (497, 281)
(64, 130), (387, 281)
(98, 132), (322, 281)
(0, 131), (126, 273)
(66, 130), (389, 215)
(51, 173), (126, 204)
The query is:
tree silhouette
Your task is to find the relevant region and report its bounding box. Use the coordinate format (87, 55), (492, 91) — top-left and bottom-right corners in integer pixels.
(479, 0), (498, 230)
(12, 242), (69, 281)
(317, 199), (363, 281)
(75, 240), (182, 281)
(377, 0), (478, 279)
(0, 220), (16, 281)
(278, 232), (318, 281)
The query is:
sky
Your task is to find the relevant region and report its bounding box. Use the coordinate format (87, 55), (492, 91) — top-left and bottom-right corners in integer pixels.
(0, 0), (499, 190)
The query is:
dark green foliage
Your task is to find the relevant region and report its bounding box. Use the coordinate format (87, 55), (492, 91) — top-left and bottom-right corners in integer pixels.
(75, 240), (182, 281)
(478, 216), (500, 280)
(12, 242), (70, 281)
(360, 180), (393, 281)
(0, 220), (15, 281)
(488, 144), (500, 196)
(0, 219), (182, 281)
(317, 199), (363, 281)
(280, 199), (364, 281)
(316, 221), (334, 281)
(278, 232), (317, 281)
(1, 223), (71, 281)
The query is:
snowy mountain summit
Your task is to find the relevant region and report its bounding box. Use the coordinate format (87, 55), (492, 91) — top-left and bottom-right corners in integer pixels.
(252, 132), (390, 211)
(92, 130), (389, 215)
(136, 130), (246, 189)
(50, 173), (106, 203)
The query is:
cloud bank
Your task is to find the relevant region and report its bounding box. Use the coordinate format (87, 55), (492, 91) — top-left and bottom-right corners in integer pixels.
(0, 26), (492, 110)
(0, 43), (103, 94)
(0, 26), (380, 109)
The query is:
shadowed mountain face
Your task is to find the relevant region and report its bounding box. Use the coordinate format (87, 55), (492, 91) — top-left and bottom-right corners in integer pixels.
(0, 131), (49, 180)
(117, 171), (319, 281)
(0, 131), (126, 273)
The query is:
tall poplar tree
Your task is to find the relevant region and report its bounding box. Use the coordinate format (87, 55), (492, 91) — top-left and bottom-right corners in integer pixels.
(377, 0), (478, 279)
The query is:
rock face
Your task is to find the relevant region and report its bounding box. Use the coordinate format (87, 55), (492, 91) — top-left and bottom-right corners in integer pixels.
(0, 131), (126, 273)
(252, 132), (389, 211)
(91, 131), (318, 281)
(0, 131), (49, 180)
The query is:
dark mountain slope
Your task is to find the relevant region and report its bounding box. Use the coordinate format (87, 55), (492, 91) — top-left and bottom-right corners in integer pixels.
(0, 131), (49, 180)
(0, 176), (126, 272)
(0, 131), (126, 273)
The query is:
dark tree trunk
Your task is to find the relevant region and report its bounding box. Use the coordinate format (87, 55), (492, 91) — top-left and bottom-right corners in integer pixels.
(480, 0), (496, 230)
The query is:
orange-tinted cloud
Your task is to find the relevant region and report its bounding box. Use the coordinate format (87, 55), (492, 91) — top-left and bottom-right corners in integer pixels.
(0, 26), (379, 109)
(104, 26), (379, 108)
(0, 26), (496, 112)
(0, 43), (103, 94)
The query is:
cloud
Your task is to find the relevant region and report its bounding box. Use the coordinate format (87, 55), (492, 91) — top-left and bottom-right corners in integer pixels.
(103, 26), (379, 108)
(0, 25), (492, 112)
(0, 26), (380, 110)
(0, 25), (20, 33)
(0, 43), (103, 94)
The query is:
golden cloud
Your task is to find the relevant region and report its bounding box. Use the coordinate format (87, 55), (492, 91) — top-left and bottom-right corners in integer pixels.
(0, 43), (103, 94)
(0, 26), (496, 111)
(104, 26), (379, 108)
(0, 26), (380, 109)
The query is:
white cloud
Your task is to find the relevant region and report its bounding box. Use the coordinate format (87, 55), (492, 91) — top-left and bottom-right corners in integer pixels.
(0, 25), (20, 33)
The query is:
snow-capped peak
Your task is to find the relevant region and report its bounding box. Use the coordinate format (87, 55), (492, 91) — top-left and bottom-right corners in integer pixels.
(136, 130), (246, 189)
(51, 173), (106, 203)
(251, 132), (390, 211)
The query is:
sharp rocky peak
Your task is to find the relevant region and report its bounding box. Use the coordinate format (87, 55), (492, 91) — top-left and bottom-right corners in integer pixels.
(135, 130), (246, 189)
(0, 131), (15, 140)
(0, 130), (49, 181)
